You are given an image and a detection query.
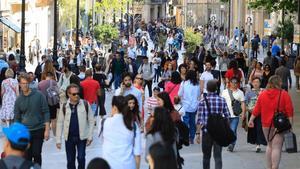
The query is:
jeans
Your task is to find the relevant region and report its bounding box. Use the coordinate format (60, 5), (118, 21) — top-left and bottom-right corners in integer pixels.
(114, 73), (121, 90)
(141, 47), (147, 56)
(26, 128), (44, 166)
(202, 132), (222, 169)
(143, 79), (153, 97)
(154, 67), (161, 82)
(65, 136), (87, 169)
(229, 117), (239, 145)
(91, 103), (97, 116)
(183, 111), (196, 140)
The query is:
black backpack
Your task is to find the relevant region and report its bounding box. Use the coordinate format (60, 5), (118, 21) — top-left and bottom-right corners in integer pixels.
(0, 159), (35, 169)
(204, 95), (236, 147)
(34, 62), (44, 81)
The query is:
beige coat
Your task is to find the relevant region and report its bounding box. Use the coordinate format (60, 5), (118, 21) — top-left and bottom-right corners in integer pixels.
(56, 99), (95, 144)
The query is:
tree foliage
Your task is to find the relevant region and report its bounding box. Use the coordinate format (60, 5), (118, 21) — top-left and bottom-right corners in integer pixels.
(249, 0), (297, 13)
(95, 0), (131, 15)
(274, 18), (294, 43)
(184, 28), (203, 54)
(59, 0), (85, 30)
(94, 24), (119, 44)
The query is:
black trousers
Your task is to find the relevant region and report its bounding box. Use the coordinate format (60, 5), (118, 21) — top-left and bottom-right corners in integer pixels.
(202, 132), (222, 169)
(143, 79), (153, 97)
(26, 128), (44, 166)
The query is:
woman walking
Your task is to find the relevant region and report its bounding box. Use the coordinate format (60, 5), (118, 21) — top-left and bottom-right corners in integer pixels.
(249, 75), (294, 169)
(178, 70), (201, 144)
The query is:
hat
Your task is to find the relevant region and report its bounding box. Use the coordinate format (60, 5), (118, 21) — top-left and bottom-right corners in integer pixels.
(3, 123), (30, 146)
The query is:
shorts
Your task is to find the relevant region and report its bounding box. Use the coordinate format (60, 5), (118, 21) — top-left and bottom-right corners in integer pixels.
(49, 104), (59, 119)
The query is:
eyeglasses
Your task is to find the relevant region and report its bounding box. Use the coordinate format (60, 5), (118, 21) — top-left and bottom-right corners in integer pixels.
(69, 93), (79, 96)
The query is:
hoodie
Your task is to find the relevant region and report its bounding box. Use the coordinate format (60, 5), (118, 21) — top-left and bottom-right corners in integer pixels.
(252, 89), (293, 127)
(14, 89), (50, 131)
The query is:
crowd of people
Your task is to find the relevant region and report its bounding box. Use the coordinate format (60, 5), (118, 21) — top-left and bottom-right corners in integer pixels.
(0, 20), (298, 169)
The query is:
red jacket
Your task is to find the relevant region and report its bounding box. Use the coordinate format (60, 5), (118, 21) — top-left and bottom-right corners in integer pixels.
(252, 89), (293, 127)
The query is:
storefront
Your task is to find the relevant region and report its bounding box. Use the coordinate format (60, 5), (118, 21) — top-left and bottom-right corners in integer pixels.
(0, 17), (21, 52)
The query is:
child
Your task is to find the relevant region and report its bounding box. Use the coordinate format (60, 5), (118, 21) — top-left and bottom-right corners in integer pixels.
(174, 96), (185, 117)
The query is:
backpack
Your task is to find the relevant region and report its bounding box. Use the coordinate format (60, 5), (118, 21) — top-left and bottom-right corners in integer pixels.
(46, 80), (60, 106)
(228, 90), (242, 116)
(0, 159), (35, 169)
(175, 120), (190, 148)
(63, 100), (89, 120)
(204, 95), (236, 147)
(34, 62), (44, 81)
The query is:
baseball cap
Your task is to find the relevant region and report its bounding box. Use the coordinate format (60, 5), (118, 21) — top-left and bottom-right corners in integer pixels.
(3, 123), (30, 146)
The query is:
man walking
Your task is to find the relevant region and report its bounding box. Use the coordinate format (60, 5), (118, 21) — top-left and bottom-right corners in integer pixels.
(275, 60), (292, 91)
(0, 123), (41, 169)
(56, 84), (95, 169)
(81, 69), (101, 116)
(200, 61), (214, 95)
(14, 73), (50, 166)
(221, 77), (246, 152)
(196, 80), (230, 169)
(115, 72), (143, 112)
(138, 56), (155, 97)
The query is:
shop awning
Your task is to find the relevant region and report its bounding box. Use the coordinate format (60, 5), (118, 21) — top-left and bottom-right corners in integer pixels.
(0, 17), (21, 33)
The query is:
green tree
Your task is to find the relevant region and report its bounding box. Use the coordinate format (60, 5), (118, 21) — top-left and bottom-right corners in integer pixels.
(274, 18), (294, 43)
(249, 0), (297, 13)
(94, 24), (119, 44)
(184, 28), (203, 54)
(59, 0), (85, 31)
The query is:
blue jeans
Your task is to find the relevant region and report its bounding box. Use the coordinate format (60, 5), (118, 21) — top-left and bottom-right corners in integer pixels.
(229, 117), (239, 145)
(91, 103), (97, 116)
(183, 111), (196, 140)
(114, 73), (121, 90)
(141, 47), (147, 56)
(65, 136), (87, 169)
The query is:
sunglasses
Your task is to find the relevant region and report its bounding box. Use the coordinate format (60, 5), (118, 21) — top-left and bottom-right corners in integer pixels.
(69, 93), (79, 96)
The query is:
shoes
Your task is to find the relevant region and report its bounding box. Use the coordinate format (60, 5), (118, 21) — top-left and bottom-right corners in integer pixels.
(227, 144), (234, 152)
(256, 145), (261, 153)
(296, 89), (300, 93)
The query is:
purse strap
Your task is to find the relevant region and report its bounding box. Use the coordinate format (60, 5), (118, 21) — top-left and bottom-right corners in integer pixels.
(228, 89), (235, 102)
(268, 90), (282, 142)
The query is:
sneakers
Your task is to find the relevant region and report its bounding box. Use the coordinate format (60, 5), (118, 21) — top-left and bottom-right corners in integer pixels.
(256, 145), (261, 153)
(227, 144), (234, 152)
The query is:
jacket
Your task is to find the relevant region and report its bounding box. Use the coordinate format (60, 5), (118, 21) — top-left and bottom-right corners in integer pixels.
(252, 89), (293, 127)
(56, 99), (95, 143)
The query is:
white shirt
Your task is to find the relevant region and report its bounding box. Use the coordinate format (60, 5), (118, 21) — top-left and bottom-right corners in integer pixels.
(178, 81), (201, 112)
(115, 86), (143, 112)
(221, 89), (245, 118)
(102, 114), (142, 169)
(152, 57), (161, 69)
(200, 71), (214, 93)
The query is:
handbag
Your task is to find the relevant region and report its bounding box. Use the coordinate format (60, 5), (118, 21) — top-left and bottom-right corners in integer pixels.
(228, 89), (242, 116)
(284, 132), (298, 153)
(268, 90), (292, 141)
(204, 95), (236, 147)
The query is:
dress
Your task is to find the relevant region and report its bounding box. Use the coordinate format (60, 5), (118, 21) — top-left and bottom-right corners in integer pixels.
(0, 78), (18, 120)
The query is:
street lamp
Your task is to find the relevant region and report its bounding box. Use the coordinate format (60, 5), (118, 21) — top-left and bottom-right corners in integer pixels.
(53, 0), (58, 61)
(19, 0), (26, 72)
(246, 16), (252, 58)
(76, 0), (80, 48)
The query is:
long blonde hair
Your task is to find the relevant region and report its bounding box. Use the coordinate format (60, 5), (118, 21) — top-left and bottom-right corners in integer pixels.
(41, 59), (56, 80)
(266, 75), (282, 89)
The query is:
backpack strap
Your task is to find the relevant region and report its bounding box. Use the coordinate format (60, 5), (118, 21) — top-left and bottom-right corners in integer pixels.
(98, 118), (107, 137)
(0, 160), (8, 169)
(62, 103), (66, 116)
(20, 160), (34, 169)
(228, 89), (235, 102)
(83, 100), (89, 121)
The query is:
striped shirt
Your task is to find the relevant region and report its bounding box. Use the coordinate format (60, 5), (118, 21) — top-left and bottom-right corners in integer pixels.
(197, 93), (230, 132)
